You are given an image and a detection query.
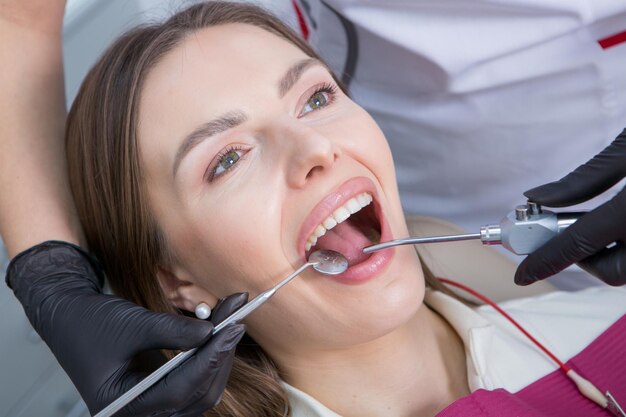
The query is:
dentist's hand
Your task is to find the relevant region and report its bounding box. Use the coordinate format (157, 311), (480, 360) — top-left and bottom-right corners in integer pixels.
(515, 128), (626, 286)
(6, 241), (247, 417)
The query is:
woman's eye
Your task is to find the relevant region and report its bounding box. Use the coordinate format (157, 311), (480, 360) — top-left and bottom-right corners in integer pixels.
(210, 148), (245, 180)
(300, 83), (337, 116)
(302, 91), (329, 114)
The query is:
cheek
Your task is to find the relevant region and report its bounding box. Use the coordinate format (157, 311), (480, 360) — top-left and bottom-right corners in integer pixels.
(171, 217), (261, 292)
(163, 186), (288, 296)
(340, 106), (407, 225)
(338, 106), (397, 181)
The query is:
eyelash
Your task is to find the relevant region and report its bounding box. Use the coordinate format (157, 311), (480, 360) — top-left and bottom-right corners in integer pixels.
(206, 145), (248, 182)
(300, 82), (338, 116)
(206, 81), (339, 182)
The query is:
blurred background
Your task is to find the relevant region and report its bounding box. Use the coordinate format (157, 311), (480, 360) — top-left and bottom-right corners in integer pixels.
(0, 1), (293, 416)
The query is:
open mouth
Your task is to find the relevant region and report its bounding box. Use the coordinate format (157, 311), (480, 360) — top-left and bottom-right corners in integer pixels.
(304, 192), (382, 267)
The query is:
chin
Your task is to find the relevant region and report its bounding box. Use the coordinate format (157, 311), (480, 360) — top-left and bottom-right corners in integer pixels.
(379, 247), (425, 319)
(337, 252), (426, 346)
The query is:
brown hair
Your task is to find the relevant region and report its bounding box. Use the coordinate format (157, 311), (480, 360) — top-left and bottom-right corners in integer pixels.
(66, 2), (452, 416)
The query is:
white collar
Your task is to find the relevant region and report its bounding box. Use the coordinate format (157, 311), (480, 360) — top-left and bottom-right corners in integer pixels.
(281, 290), (495, 416)
(424, 290), (495, 391)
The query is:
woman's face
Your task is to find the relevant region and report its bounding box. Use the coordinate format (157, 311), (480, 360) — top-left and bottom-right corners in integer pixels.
(138, 23), (424, 358)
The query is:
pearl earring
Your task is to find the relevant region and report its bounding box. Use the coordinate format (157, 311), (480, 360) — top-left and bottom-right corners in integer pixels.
(194, 302), (211, 320)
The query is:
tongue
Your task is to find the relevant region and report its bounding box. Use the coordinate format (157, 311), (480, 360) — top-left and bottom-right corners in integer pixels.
(313, 220), (372, 266)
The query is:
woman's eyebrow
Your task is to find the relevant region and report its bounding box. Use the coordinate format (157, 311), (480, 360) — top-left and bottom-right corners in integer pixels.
(278, 57), (324, 98)
(173, 111), (247, 177)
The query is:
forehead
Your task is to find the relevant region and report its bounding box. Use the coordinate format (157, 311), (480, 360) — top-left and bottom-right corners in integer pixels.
(139, 23), (308, 124)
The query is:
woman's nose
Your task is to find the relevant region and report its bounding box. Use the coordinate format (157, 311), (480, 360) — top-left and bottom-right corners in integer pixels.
(282, 124), (340, 188)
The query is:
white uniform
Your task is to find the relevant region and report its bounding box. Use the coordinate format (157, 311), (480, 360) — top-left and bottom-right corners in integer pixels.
(290, 0), (626, 288)
(282, 286), (626, 416)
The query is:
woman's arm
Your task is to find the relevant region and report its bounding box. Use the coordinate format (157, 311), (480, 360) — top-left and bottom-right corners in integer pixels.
(0, 0), (84, 256)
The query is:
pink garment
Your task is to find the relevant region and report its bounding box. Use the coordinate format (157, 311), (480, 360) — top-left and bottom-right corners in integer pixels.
(437, 315), (626, 416)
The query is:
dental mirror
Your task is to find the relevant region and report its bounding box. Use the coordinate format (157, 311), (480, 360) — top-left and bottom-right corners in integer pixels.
(308, 249), (349, 275)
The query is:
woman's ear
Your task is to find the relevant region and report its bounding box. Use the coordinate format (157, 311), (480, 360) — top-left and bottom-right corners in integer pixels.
(157, 266), (219, 314)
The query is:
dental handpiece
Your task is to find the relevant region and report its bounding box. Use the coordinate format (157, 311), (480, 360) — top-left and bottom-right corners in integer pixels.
(95, 250), (348, 417)
(363, 202), (586, 256)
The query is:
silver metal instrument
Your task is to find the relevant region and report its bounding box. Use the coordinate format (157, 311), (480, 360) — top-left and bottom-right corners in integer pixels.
(309, 249), (349, 275)
(95, 249), (348, 417)
(606, 391), (626, 417)
(364, 202), (585, 255)
(604, 391), (626, 417)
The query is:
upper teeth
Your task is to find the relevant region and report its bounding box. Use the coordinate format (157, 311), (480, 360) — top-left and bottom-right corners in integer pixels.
(305, 193), (373, 252)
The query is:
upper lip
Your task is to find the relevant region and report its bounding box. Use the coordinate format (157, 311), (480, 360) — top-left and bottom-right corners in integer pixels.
(297, 176), (379, 258)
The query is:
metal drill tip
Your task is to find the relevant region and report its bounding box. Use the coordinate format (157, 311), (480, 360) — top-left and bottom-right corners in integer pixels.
(308, 249), (349, 275)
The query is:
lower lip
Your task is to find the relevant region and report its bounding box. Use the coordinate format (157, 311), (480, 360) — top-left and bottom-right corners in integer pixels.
(317, 202), (395, 285)
(327, 245), (395, 284)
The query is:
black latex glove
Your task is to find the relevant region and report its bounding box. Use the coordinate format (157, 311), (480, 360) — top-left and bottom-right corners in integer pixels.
(5, 240), (248, 417)
(515, 128), (626, 286)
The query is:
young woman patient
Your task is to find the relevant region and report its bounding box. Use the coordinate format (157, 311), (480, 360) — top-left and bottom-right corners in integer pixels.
(65, 2), (626, 417)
